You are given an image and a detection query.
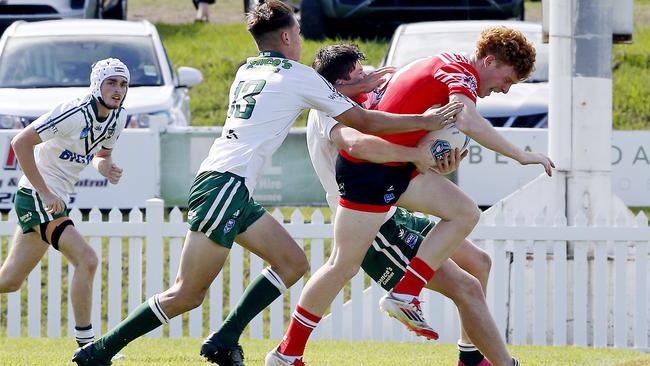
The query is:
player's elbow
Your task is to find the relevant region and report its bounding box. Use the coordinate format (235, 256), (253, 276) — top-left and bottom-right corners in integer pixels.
(10, 133), (29, 154)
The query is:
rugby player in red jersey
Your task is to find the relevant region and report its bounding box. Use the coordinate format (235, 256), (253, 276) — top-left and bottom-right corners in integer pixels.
(270, 27), (553, 366)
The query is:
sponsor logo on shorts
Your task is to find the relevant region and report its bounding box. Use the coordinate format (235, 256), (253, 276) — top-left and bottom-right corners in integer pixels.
(223, 218), (236, 234)
(378, 267), (395, 286)
(405, 233), (418, 249)
(384, 193), (395, 203)
(19, 212), (32, 223)
(187, 210), (197, 220)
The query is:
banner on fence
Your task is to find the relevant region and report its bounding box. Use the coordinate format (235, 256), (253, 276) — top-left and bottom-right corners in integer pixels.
(457, 129), (650, 206)
(0, 130), (159, 210)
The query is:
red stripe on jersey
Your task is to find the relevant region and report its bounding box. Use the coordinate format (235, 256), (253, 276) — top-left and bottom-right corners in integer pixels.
(338, 198), (392, 213)
(371, 54), (480, 150)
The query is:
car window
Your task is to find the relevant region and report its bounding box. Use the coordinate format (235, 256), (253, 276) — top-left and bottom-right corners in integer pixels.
(0, 35), (164, 88)
(387, 29), (548, 82)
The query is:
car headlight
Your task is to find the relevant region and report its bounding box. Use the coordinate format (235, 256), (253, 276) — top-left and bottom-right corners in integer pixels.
(0, 115), (34, 129)
(126, 111), (173, 128)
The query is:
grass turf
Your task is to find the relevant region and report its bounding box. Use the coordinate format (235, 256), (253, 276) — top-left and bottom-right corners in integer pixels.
(0, 337), (649, 365)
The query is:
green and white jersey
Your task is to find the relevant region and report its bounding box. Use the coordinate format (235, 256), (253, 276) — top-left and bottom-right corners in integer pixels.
(198, 51), (356, 194)
(18, 95), (126, 202)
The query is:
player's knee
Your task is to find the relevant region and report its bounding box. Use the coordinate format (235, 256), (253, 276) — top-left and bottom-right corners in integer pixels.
(463, 204), (481, 227)
(76, 249), (98, 274)
(457, 275), (484, 304)
(465, 276), (485, 301)
(291, 256), (309, 281)
(475, 250), (492, 279)
(275, 253), (309, 286)
(447, 198), (480, 228)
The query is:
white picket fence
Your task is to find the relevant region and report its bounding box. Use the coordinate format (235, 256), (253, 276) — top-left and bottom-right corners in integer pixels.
(0, 199), (649, 349)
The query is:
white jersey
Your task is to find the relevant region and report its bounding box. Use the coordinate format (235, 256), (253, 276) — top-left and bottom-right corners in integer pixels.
(18, 95), (126, 202)
(306, 109), (396, 220)
(198, 52), (356, 194)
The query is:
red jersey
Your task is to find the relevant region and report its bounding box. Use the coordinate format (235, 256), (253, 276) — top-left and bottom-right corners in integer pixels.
(373, 52), (479, 147)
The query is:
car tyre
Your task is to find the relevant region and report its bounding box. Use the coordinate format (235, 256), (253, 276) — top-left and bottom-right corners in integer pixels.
(103, 0), (127, 20)
(300, 0), (325, 40)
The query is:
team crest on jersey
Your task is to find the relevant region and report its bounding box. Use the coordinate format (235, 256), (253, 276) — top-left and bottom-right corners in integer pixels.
(459, 74), (478, 92)
(224, 218), (236, 234)
(106, 126), (116, 139)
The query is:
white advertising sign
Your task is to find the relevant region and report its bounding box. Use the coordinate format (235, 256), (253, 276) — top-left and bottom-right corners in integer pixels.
(0, 129), (159, 210)
(458, 129), (650, 206)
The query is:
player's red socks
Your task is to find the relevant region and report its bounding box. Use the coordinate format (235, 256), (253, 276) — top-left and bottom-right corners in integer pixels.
(393, 257), (435, 297)
(278, 305), (322, 357)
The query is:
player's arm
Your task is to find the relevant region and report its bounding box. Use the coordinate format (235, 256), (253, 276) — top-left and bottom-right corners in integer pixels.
(330, 124), (437, 173)
(333, 102), (462, 135)
(11, 126), (65, 213)
(451, 93), (555, 176)
(93, 148), (123, 185)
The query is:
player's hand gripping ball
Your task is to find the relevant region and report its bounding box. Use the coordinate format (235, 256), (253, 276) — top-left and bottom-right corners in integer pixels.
(424, 124), (470, 160)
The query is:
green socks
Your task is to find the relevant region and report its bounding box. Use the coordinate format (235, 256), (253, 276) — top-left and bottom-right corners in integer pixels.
(93, 295), (170, 361)
(215, 267), (287, 346)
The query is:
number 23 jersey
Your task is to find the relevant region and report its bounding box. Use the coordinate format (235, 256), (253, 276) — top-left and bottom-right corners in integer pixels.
(198, 52), (356, 194)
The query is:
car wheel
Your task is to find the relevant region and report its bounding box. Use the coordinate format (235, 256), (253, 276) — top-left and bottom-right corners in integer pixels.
(300, 0), (326, 40)
(103, 0), (127, 20)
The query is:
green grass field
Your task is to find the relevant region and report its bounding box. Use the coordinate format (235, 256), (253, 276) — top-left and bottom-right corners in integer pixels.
(0, 338), (649, 365)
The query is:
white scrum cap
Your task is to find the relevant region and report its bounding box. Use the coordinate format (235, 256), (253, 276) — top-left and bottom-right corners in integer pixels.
(89, 58), (130, 100)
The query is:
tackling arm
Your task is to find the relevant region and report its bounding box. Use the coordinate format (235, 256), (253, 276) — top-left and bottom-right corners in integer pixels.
(334, 101), (462, 135)
(331, 124), (447, 174)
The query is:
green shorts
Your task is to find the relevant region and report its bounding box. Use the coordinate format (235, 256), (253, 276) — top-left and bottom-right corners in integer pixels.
(15, 187), (68, 233)
(361, 207), (435, 291)
(187, 171), (266, 249)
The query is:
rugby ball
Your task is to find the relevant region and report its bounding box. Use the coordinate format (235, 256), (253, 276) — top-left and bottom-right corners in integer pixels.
(425, 124), (471, 160)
